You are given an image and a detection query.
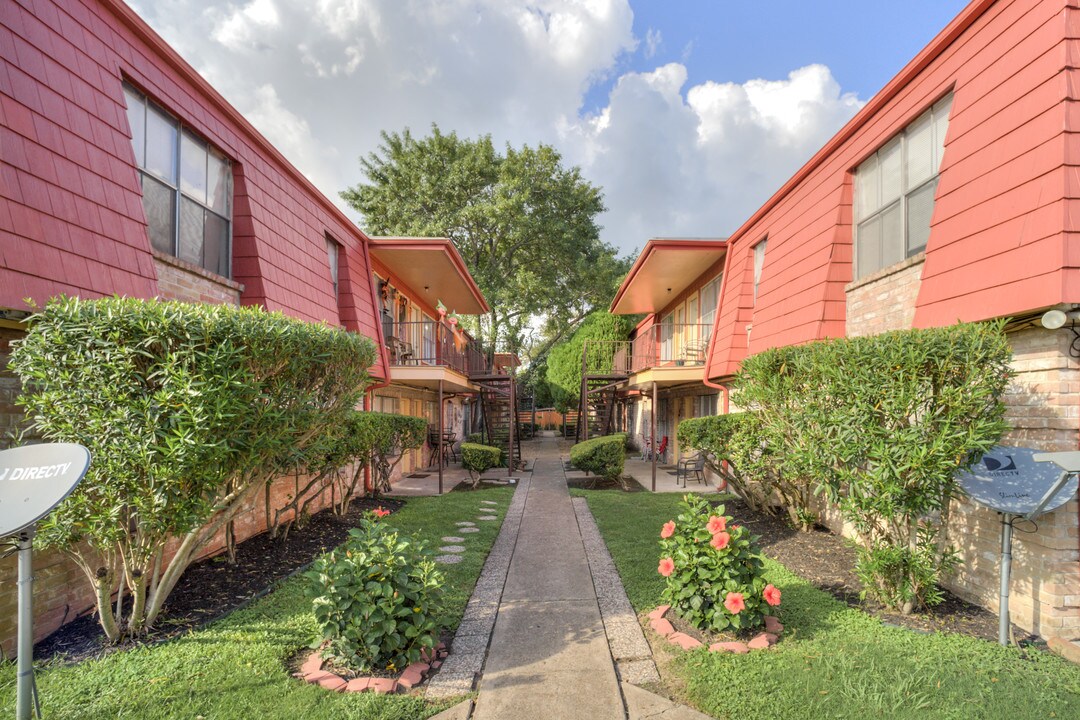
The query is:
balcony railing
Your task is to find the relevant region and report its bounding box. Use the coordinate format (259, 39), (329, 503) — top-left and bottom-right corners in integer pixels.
(582, 323), (712, 377)
(386, 320), (489, 376)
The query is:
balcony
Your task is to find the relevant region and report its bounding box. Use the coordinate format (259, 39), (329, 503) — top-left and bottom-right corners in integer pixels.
(582, 323), (712, 388)
(386, 320), (489, 382)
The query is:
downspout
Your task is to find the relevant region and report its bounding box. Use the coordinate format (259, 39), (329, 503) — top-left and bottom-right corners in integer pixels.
(361, 236), (393, 495)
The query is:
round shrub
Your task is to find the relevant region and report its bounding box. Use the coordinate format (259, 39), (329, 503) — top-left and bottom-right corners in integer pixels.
(462, 442), (503, 488)
(305, 511), (443, 674)
(658, 494), (779, 633)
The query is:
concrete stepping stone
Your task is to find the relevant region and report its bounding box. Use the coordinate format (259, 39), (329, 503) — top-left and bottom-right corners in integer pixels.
(460, 527), (480, 533)
(442, 536), (466, 542)
(477, 515), (497, 521)
(435, 555), (463, 564)
(455, 521), (476, 527)
(439, 545), (467, 553)
(480, 500), (498, 506)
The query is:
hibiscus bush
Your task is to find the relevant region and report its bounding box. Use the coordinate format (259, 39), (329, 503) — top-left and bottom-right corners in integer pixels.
(658, 494), (780, 632)
(305, 509), (443, 674)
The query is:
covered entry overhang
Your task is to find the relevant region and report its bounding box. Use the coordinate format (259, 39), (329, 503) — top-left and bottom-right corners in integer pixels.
(389, 365), (476, 394)
(610, 238), (727, 315)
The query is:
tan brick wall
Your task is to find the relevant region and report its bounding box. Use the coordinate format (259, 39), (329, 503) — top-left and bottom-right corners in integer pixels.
(152, 252), (243, 305)
(845, 253), (924, 337)
(843, 265), (1080, 639)
(0, 326), (32, 450)
(373, 384), (472, 482)
(0, 471), (335, 656)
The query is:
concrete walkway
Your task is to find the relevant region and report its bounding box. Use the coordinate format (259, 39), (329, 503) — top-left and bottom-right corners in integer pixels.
(432, 438), (712, 720)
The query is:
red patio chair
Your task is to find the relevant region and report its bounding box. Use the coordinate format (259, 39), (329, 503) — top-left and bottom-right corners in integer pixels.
(656, 436), (669, 464)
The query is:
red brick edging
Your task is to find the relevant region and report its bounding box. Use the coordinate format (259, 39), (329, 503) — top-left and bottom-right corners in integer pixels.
(293, 642), (448, 693)
(647, 605), (783, 653)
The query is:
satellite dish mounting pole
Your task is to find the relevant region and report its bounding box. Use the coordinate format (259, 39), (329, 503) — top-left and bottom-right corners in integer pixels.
(16, 527), (35, 720)
(998, 514), (1013, 647)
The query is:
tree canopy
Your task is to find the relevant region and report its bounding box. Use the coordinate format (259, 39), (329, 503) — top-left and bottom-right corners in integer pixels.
(341, 125), (628, 356)
(546, 311), (636, 412)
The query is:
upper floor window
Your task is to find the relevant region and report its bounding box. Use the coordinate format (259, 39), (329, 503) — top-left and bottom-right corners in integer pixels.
(700, 273), (722, 337)
(752, 238), (767, 304)
(854, 94), (952, 279)
(326, 235), (340, 299)
(123, 83), (232, 278)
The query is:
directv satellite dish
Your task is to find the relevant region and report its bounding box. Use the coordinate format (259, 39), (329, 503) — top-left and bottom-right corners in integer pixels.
(957, 446), (1079, 647)
(1, 443), (91, 720)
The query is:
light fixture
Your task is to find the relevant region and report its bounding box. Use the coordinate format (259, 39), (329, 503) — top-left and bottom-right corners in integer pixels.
(1041, 309), (1080, 330)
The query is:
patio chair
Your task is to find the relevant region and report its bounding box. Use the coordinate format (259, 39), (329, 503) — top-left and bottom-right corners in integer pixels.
(655, 436), (669, 464)
(681, 340), (707, 365)
(677, 453), (707, 487)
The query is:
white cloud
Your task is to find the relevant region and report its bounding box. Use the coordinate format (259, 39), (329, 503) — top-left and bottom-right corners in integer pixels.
(644, 28), (661, 58)
(128, 1), (862, 252)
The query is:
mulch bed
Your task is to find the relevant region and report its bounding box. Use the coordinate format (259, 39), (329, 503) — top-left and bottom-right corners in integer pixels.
(719, 496), (1035, 643)
(33, 495), (405, 664)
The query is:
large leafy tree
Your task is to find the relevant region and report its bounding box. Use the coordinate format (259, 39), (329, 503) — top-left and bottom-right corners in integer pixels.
(342, 125), (627, 356)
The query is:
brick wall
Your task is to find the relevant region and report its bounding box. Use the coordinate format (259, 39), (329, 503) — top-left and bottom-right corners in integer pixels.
(845, 253), (925, 337)
(0, 326), (31, 449)
(843, 268), (1080, 638)
(153, 252), (243, 305)
(0, 469), (335, 656)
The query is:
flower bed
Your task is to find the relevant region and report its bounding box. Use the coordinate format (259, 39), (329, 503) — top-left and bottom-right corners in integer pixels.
(293, 643), (448, 693)
(646, 604), (784, 653)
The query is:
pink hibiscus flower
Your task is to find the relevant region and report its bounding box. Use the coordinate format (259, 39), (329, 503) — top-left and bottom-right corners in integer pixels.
(373, 508), (390, 518)
(763, 584), (782, 607)
(724, 592), (745, 614)
(710, 531), (731, 550)
(658, 557), (675, 577)
(660, 521), (676, 539)
(706, 515), (727, 534)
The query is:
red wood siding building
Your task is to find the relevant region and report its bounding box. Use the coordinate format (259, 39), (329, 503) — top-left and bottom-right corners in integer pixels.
(697, 0), (1080, 640)
(0, 0), (397, 653)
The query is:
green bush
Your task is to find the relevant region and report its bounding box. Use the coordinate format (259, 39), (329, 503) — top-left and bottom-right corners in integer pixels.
(10, 296), (376, 641)
(569, 433), (626, 481)
(546, 312), (635, 412)
(462, 442), (503, 488)
(733, 321), (1012, 612)
(278, 411), (427, 531)
(677, 413), (782, 514)
(466, 432), (485, 445)
(658, 494), (778, 632)
(306, 511), (443, 673)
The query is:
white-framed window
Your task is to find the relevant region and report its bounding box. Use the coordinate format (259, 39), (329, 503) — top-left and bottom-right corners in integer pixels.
(700, 273), (722, 338)
(326, 234), (341, 302)
(695, 394), (718, 417)
(752, 238), (767, 304)
(854, 94), (952, 279)
(123, 82), (232, 278)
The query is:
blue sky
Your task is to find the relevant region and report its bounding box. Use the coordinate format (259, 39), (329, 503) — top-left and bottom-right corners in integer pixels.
(134, 0), (975, 253)
(594, 0), (972, 113)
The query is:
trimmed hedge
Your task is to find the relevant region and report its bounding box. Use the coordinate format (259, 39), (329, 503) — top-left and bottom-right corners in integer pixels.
(10, 296), (376, 641)
(569, 433), (627, 481)
(676, 413), (778, 511)
(462, 442), (503, 488)
(729, 321), (1012, 612)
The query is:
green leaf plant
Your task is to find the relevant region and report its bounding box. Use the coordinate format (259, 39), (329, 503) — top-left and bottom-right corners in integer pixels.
(9, 296), (376, 642)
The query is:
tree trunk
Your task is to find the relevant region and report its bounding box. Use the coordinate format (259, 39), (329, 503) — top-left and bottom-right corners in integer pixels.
(92, 568), (121, 643)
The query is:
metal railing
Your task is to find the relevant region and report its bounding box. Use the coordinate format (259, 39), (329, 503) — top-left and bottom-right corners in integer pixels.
(385, 320), (489, 376)
(582, 323), (712, 376)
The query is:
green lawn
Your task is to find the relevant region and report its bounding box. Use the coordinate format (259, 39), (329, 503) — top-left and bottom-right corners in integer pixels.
(575, 489), (1080, 720)
(0, 486), (514, 720)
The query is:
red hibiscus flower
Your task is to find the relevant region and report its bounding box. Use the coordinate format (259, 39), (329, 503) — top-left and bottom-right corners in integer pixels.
(706, 515), (727, 534)
(724, 592), (745, 614)
(763, 584), (782, 607)
(660, 521), (676, 539)
(710, 531), (731, 550)
(372, 507), (390, 518)
(658, 557), (675, 577)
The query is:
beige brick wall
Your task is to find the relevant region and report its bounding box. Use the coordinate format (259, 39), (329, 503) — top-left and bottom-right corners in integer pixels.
(845, 253), (924, 337)
(152, 252), (243, 305)
(844, 267), (1080, 639)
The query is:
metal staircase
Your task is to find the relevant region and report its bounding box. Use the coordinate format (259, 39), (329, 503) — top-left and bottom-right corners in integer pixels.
(473, 373), (523, 471)
(576, 340), (630, 442)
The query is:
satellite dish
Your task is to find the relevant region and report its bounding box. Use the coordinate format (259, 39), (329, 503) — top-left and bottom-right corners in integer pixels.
(0, 443), (91, 538)
(956, 445), (1080, 648)
(1, 443), (91, 720)
(957, 446), (1077, 518)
